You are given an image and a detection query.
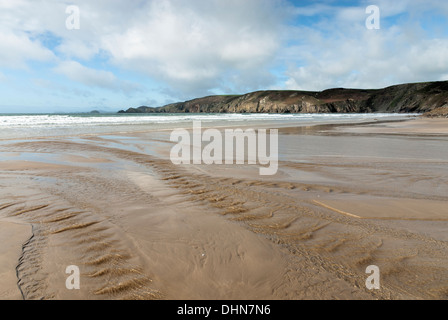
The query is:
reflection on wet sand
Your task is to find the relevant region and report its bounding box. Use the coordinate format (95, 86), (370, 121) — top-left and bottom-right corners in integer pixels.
(0, 118), (447, 300)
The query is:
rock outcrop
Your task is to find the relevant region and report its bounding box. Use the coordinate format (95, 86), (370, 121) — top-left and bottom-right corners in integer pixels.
(423, 106), (448, 118)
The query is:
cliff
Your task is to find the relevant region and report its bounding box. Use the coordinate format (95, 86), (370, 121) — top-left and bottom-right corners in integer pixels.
(118, 81), (448, 114)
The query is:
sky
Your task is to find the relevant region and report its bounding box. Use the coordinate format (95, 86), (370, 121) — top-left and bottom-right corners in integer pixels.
(0, 0), (448, 113)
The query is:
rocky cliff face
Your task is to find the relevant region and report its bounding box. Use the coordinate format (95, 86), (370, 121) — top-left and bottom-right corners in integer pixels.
(118, 81), (448, 114)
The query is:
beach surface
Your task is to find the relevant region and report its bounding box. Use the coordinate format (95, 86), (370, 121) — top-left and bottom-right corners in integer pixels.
(0, 116), (447, 300)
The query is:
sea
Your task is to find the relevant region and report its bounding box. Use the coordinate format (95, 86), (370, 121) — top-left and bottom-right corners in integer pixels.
(0, 113), (419, 140)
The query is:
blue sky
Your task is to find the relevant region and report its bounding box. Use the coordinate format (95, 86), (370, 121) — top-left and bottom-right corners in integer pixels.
(0, 0), (447, 113)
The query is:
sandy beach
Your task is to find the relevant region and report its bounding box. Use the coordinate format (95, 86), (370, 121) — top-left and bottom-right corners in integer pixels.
(0, 117), (447, 300)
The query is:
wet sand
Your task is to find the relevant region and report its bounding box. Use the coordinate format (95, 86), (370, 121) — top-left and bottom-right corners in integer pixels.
(0, 220), (31, 300)
(0, 118), (447, 300)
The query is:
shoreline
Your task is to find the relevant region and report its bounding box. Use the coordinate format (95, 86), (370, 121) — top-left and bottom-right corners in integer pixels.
(0, 117), (447, 300)
(0, 113), (418, 142)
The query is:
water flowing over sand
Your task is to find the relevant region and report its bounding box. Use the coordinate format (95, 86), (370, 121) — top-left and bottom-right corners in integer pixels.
(0, 115), (447, 300)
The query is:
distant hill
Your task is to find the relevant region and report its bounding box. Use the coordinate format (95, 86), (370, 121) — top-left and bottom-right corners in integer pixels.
(118, 81), (448, 114)
(118, 106), (154, 114)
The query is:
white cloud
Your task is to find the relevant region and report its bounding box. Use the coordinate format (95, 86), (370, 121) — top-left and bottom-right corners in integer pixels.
(0, 28), (55, 68)
(54, 61), (141, 94)
(100, 0), (285, 95)
(1, 0), (448, 108)
(283, 2), (448, 91)
(0, 0), (287, 99)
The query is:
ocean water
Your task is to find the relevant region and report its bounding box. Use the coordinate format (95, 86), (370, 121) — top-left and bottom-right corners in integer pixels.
(0, 113), (418, 140)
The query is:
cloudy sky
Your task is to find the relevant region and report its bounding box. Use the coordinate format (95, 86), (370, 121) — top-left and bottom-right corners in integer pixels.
(1, 0), (448, 113)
